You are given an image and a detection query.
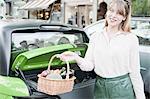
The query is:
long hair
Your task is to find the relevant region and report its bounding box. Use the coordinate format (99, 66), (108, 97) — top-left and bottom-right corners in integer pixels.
(105, 0), (131, 32)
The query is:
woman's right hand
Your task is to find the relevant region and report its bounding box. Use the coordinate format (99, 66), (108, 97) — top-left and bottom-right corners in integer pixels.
(57, 51), (79, 62)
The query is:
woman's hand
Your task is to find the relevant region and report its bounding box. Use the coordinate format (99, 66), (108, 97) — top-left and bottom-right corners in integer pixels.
(57, 51), (79, 62)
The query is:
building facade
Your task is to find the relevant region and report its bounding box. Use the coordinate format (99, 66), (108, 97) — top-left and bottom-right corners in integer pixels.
(3, 0), (110, 27)
(0, 0), (6, 19)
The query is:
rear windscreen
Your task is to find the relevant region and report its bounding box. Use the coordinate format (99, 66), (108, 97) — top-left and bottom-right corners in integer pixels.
(11, 31), (84, 51)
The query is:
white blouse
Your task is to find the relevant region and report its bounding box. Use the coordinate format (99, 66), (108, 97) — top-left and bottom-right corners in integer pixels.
(77, 30), (145, 99)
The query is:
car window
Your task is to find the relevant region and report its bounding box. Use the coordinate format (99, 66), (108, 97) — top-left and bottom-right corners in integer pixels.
(131, 20), (150, 46)
(11, 31), (84, 51)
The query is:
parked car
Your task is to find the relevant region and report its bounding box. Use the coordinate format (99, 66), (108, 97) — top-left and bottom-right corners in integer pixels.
(0, 19), (97, 99)
(84, 19), (104, 38)
(84, 17), (150, 98)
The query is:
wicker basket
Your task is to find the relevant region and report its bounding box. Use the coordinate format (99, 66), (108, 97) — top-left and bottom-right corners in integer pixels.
(37, 54), (76, 95)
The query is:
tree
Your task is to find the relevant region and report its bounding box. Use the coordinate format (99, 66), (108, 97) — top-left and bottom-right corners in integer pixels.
(132, 0), (150, 16)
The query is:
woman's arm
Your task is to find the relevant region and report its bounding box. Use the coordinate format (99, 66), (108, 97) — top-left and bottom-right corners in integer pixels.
(129, 34), (145, 99)
(76, 36), (95, 71)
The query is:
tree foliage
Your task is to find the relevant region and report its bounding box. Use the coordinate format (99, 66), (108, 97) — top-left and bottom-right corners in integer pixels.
(132, 0), (150, 16)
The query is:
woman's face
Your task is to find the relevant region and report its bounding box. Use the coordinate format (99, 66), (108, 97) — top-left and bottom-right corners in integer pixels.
(106, 4), (126, 28)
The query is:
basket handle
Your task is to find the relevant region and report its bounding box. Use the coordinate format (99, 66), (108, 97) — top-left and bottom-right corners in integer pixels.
(47, 54), (70, 79)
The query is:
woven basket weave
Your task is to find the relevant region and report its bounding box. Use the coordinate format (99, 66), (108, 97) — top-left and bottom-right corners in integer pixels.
(37, 54), (76, 95)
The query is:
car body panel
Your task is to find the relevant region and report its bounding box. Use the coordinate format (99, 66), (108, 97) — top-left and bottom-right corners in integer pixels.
(12, 44), (75, 71)
(0, 75), (29, 96)
(0, 94), (13, 99)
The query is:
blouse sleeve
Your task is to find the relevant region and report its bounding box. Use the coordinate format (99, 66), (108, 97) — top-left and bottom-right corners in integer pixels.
(129, 34), (145, 99)
(76, 33), (95, 71)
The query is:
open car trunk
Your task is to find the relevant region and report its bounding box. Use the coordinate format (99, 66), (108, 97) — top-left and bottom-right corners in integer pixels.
(11, 43), (96, 99)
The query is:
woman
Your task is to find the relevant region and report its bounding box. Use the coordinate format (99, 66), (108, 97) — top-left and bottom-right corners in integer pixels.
(58, 0), (145, 99)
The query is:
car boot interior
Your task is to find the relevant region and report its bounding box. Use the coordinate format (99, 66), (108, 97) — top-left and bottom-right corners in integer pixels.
(11, 63), (96, 98)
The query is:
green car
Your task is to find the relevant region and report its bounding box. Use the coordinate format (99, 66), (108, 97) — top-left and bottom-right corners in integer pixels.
(0, 19), (96, 99)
